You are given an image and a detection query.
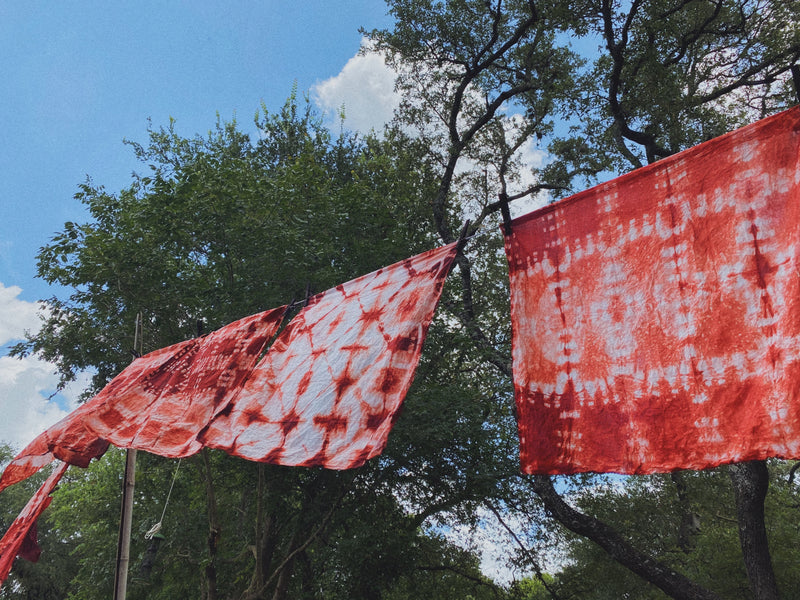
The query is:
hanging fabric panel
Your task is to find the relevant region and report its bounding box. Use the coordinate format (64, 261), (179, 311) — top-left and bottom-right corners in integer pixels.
(0, 405), (107, 494)
(82, 307), (286, 458)
(0, 308), (285, 491)
(200, 243), (458, 469)
(0, 339), (193, 492)
(505, 107), (800, 474)
(0, 461), (69, 586)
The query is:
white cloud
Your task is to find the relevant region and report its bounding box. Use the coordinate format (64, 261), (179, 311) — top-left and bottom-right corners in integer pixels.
(313, 45), (551, 220)
(313, 41), (400, 134)
(0, 282), (83, 450)
(0, 283), (43, 346)
(0, 354), (86, 451)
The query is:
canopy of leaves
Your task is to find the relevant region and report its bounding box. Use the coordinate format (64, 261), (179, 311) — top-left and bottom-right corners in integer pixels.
(6, 0), (800, 598)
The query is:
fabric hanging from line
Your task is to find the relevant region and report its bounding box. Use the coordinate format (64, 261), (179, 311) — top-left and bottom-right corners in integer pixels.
(81, 307), (287, 458)
(0, 404), (108, 494)
(0, 308), (286, 492)
(504, 106), (800, 475)
(0, 462), (69, 583)
(0, 243), (456, 586)
(199, 242), (458, 469)
(0, 341), (193, 493)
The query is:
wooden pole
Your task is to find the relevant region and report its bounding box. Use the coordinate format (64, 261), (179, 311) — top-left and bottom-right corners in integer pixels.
(113, 313), (142, 600)
(114, 448), (137, 599)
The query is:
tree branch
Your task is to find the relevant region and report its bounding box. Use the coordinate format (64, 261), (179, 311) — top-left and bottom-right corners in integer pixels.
(530, 475), (723, 600)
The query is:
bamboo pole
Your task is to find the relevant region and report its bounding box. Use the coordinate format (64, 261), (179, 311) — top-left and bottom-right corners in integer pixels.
(113, 312), (142, 600)
(114, 448), (137, 599)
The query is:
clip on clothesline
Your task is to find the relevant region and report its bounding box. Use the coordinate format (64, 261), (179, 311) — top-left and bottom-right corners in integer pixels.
(792, 64), (800, 105)
(286, 282), (316, 313)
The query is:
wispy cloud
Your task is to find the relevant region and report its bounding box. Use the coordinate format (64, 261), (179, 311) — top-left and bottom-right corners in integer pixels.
(0, 283), (42, 346)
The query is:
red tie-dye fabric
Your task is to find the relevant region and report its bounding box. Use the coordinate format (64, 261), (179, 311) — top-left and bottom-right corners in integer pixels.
(200, 243), (458, 469)
(0, 308), (285, 492)
(505, 107), (800, 475)
(0, 461), (68, 585)
(0, 341), (194, 492)
(0, 404), (107, 494)
(83, 307), (286, 458)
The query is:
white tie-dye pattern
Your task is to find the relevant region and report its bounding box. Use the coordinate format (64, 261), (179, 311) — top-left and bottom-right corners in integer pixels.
(506, 107), (800, 474)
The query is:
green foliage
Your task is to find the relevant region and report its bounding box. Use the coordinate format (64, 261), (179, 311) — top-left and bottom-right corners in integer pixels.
(6, 1), (800, 597)
(552, 0), (800, 180)
(540, 465), (800, 599)
(9, 94), (518, 598)
(12, 96), (438, 396)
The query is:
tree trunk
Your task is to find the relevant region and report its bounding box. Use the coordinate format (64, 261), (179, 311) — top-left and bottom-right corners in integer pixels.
(246, 464), (278, 600)
(531, 475), (722, 600)
(671, 472), (700, 553)
(201, 449), (220, 600)
(728, 461), (781, 600)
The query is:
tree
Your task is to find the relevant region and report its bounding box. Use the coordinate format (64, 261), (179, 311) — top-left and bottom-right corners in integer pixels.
(8, 0), (800, 597)
(368, 0), (800, 599)
(10, 95), (519, 599)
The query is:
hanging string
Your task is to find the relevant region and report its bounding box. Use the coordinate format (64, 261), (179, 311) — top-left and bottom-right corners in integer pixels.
(145, 458), (182, 539)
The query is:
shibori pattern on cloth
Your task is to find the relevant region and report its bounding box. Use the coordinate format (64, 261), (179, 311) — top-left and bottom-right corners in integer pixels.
(0, 403), (108, 494)
(0, 308), (286, 493)
(199, 242), (458, 469)
(505, 106), (800, 475)
(0, 462), (69, 583)
(82, 307), (287, 458)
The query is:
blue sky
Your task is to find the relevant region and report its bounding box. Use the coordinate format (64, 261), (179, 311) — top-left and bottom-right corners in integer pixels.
(0, 1), (393, 303)
(0, 1), (400, 448)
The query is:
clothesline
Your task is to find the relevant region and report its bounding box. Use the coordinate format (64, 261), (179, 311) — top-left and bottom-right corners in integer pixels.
(1, 105), (799, 584)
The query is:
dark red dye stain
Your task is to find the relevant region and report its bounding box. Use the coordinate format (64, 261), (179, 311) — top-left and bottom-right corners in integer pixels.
(387, 335), (417, 354)
(299, 450), (328, 468)
(100, 407), (125, 428)
(379, 367), (403, 395)
(401, 258), (417, 276)
(349, 447), (373, 468)
(364, 408), (390, 431)
(314, 413), (349, 435)
(245, 335), (267, 356)
(334, 373), (356, 398)
(327, 313), (344, 334)
(213, 386), (228, 406)
(750, 222), (775, 291)
(397, 290), (424, 316)
(340, 343), (369, 355)
(263, 447), (285, 464)
(242, 407), (264, 425)
(296, 371), (313, 396)
(359, 307), (385, 326)
(280, 410), (302, 437)
(216, 402), (235, 418)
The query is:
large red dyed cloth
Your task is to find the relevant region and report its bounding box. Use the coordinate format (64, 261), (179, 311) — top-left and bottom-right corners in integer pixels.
(82, 307), (286, 458)
(0, 308), (286, 492)
(0, 462), (68, 584)
(505, 107), (800, 475)
(200, 243), (458, 469)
